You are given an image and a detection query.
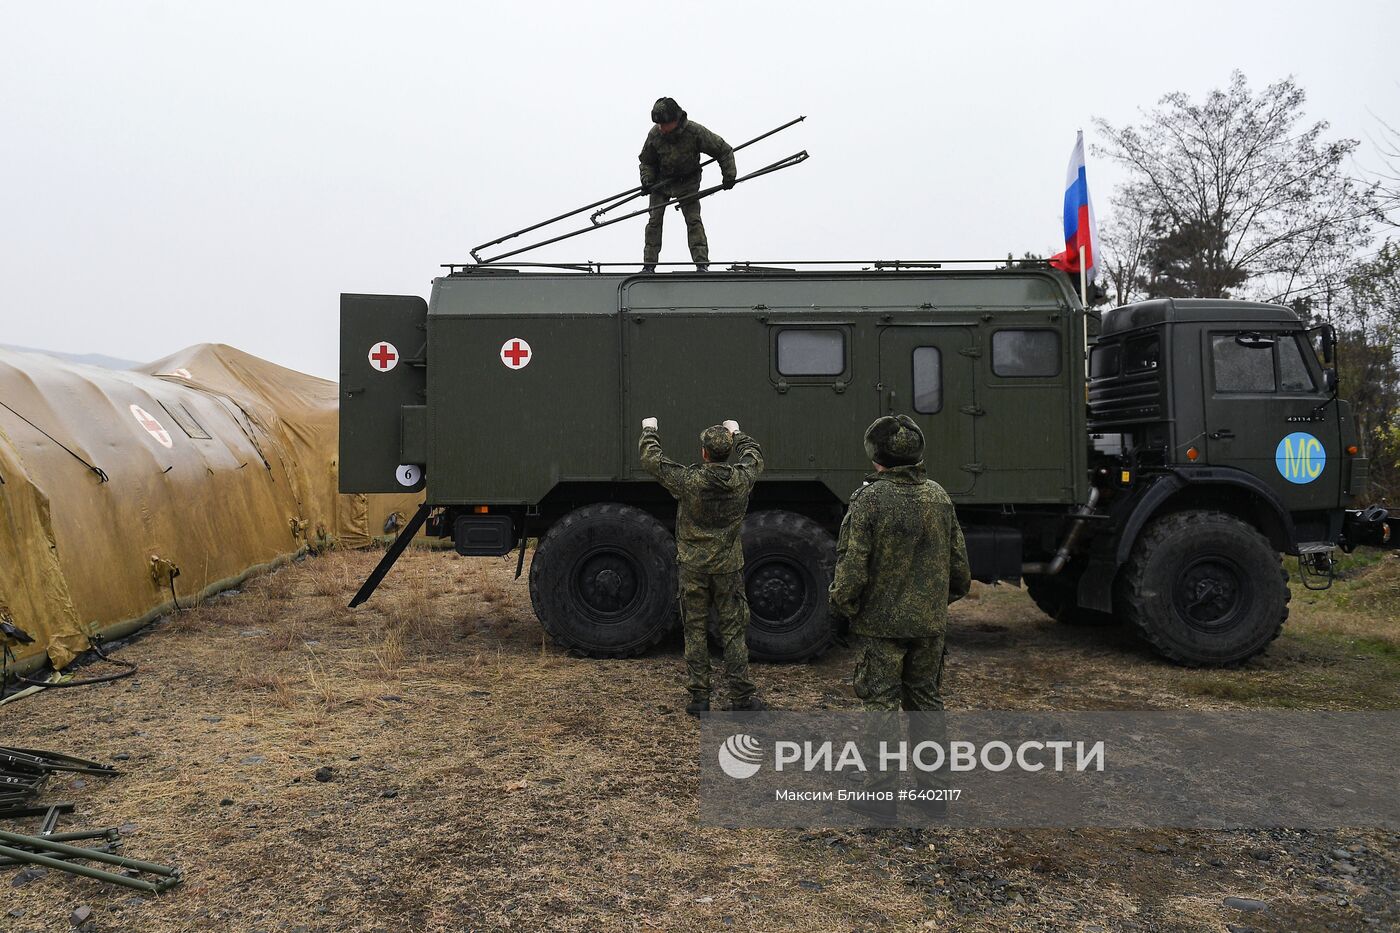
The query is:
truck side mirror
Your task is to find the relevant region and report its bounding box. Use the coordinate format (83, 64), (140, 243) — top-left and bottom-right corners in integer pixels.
(1323, 368), (1338, 393)
(1307, 323), (1337, 364)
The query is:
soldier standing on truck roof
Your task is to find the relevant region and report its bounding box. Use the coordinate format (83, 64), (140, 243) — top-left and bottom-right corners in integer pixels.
(639, 97), (736, 273)
(639, 417), (766, 715)
(829, 415), (972, 819)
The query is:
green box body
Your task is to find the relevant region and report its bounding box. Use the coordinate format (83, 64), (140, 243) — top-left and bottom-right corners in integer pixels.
(341, 268), (1088, 511)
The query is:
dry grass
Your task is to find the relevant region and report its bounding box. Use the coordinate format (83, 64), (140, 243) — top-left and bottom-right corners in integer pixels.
(0, 548), (1395, 932)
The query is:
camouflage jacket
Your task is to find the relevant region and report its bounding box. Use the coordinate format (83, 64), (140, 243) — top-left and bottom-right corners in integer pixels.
(639, 428), (763, 572)
(829, 464), (972, 639)
(638, 114), (736, 194)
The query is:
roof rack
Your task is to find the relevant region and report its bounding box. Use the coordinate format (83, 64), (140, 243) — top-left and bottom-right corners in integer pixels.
(440, 258), (1055, 275)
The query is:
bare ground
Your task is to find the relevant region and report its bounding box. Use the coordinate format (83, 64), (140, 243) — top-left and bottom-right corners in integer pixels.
(2, 549), (1397, 932)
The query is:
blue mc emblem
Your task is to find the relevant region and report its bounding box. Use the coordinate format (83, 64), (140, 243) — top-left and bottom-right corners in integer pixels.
(1275, 432), (1326, 484)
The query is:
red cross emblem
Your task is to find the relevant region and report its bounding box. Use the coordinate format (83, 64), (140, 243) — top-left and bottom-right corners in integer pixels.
(129, 404), (173, 449)
(500, 338), (532, 370)
(368, 342), (399, 372)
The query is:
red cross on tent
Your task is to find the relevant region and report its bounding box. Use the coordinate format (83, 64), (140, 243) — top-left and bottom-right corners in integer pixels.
(500, 338), (532, 370)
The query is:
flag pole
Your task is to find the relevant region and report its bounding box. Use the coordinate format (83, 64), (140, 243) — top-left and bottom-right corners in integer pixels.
(1079, 243), (1089, 380)
(1078, 244), (1087, 306)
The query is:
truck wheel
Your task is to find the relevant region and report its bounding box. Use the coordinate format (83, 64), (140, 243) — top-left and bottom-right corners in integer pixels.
(1118, 510), (1289, 666)
(1024, 565), (1117, 627)
(528, 503), (678, 658)
(739, 511), (838, 662)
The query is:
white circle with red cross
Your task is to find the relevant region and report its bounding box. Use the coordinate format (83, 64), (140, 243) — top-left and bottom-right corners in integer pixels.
(368, 341), (399, 372)
(500, 338), (532, 370)
(129, 404), (173, 449)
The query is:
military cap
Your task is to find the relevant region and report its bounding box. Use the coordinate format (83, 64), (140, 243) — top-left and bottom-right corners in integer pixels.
(700, 424), (734, 461)
(651, 97), (681, 124)
(864, 414), (924, 466)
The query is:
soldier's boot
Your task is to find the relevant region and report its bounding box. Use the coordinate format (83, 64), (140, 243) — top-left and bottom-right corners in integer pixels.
(686, 693), (711, 717)
(641, 264), (656, 273)
(729, 694), (766, 712)
(695, 263), (709, 272)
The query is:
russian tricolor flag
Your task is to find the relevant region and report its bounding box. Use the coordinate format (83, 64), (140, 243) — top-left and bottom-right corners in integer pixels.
(1050, 130), (1098, 283)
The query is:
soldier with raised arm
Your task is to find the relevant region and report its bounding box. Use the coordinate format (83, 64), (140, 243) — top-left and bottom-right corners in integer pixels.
(640, 418), (765, 715)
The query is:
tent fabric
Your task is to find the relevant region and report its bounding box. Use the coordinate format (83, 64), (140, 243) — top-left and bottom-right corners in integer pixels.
(136, 344), (419, 549)
(0, 345), (420, 674)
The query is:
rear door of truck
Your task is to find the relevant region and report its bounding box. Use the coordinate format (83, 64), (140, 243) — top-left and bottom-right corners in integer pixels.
(339, 293), (427, 493)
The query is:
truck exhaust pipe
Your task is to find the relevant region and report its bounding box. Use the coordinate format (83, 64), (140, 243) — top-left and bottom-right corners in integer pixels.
(1021, 486), (1102, 577)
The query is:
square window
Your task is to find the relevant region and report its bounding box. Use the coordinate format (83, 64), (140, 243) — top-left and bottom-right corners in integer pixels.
(991, 330), (1061, 377)
(777, 329), (844, 376)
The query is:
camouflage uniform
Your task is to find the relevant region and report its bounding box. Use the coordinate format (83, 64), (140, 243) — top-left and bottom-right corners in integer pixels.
(639, 102), (736, 265)
(639, 425), (763, 701)
(829, 415), (972, 712)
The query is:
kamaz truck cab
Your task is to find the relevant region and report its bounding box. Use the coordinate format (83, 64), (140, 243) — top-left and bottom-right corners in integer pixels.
(340, 262), (1395, 667)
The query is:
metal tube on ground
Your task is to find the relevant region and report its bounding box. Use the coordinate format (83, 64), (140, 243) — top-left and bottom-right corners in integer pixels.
(0, 843), (173, 894)
(0, 843), (118, 868)
(0, 829), (179, 877)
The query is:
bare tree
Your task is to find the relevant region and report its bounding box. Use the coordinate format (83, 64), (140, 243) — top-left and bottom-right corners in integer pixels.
(1364, 113), (1400, 228)
(1098, 188), (1154, 305)
(1094, 72), (1376, 303)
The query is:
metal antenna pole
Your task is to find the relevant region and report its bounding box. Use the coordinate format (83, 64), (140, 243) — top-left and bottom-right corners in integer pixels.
(475, 152), (809, 265)
(468, 116), (806, 262)
(587, 115), (807, 224)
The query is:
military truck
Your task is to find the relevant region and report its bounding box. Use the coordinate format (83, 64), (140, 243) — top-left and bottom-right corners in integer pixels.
(340, 261), (1394, 667)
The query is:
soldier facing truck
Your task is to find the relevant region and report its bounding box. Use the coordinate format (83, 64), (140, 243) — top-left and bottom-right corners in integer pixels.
(831, 415), (972, 714)
(638, 97), (736, 273)
(831, 414), (972, 820)
(640, 418), (766, 714)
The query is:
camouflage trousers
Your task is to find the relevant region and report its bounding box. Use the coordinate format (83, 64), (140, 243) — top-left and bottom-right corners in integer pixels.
(853, 633), (948, 794)
(678, 566), (756, 700)
(643, 178), (707, 264)
(852, 633), (947, 712)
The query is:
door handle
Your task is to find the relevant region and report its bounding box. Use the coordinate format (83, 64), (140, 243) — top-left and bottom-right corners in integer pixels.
(1210, 429), (1235, 440)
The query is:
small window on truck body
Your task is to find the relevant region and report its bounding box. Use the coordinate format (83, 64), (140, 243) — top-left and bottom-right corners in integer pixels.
(991, 329), (1061, 377)
(1123, 334), (1160, 373)
(1089, 343), (1120, 379)
(776, 328), (845, 377)
(912, 347), (942, 413)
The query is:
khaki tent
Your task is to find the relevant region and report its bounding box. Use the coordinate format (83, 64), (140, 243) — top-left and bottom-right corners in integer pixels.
(136, 344), (420, 549)
(0, 345), (420, 677)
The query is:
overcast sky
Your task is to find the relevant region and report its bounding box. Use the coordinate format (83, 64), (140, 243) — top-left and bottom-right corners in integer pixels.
(2, 0), (1397, 379)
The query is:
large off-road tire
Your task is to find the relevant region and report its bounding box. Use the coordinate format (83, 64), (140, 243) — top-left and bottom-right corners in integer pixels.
(528, 503), (679, 658)
(738, 510), (838, 662)
(1118, 509), (1290, 666)
(1024, 564), (1118, 627)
